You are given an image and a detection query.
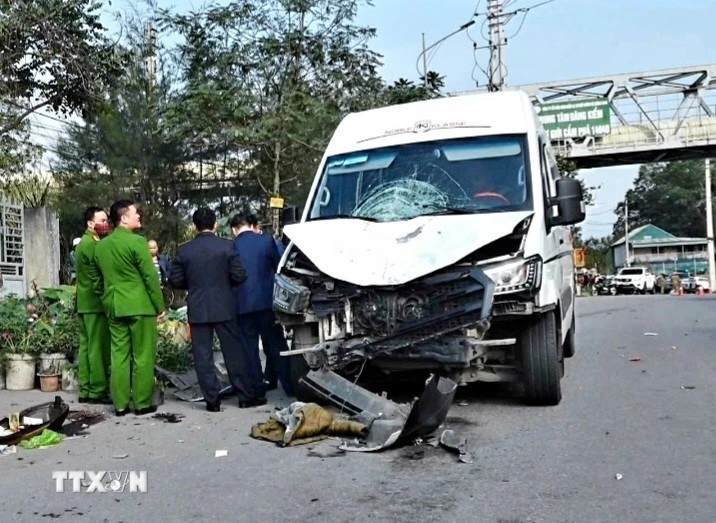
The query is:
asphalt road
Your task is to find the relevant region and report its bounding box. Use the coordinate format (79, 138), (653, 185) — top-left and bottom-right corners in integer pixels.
(1, 294), (714, 522)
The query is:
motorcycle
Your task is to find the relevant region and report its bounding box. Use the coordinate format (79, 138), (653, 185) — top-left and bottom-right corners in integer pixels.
(594, 275), (617, 296)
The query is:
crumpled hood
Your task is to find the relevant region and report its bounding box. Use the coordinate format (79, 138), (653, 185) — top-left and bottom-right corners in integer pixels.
(283, 211), (533, 286)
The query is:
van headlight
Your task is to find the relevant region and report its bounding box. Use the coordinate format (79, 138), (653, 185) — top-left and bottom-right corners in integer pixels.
(482, 256), (542, 295)
(273, 274), (311, 314)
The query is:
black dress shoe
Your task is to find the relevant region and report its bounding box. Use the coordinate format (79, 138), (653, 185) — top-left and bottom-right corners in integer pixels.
(134, 406), (158, 416)
(238, 398), (268, 409)
(115, 408), (129, 417)
(206, 403), (221, 413)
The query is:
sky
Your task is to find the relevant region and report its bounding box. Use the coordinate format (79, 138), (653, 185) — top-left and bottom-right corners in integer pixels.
(32, 0), (716, 239)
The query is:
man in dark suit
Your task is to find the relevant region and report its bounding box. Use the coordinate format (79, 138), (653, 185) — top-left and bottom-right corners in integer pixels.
(231, 213), (293, 398)
(169, 207), (260, 411)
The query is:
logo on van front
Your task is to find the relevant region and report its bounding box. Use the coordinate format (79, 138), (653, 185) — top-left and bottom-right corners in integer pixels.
(358, 120), (487, 143)
(413, 120), (431, 133)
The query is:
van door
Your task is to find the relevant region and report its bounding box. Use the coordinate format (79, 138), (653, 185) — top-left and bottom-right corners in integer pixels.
(540, 142), (573, 342)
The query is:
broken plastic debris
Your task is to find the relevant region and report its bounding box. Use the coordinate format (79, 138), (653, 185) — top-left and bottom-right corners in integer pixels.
(615, 473), (623, 480)
(681, 386), (696, 390)
(0, 445), (18, 456)
(439, 429), (474, 464)
(644, 332), (658, 336)
(629, 357), (643, 362)
(215, 450), (228, 457)
(112, 453), (129, 459)
(671, 346), (679, 350)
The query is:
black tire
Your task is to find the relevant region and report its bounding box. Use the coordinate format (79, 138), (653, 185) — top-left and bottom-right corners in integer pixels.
(563, 311), (576, 359)
(289, 354), (313, 402)
(520, 311), (562, 406)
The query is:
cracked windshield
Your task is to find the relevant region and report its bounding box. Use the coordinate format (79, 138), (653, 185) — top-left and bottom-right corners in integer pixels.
(309, 135), (531, 222)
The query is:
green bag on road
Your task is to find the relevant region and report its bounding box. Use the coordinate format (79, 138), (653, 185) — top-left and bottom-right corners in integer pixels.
(19, 429), (64, 449)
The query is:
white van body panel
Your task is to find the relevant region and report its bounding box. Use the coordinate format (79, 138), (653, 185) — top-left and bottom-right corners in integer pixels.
(283, 211), (533, 287)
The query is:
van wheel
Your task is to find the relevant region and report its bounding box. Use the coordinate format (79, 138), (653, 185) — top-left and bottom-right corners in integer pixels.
(520, 311), (562, 406)
(563, 312), (576, 359)
(289, 355), (314, 402)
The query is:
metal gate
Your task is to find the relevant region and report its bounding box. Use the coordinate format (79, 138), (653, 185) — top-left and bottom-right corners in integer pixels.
(0, 200), (25, 297)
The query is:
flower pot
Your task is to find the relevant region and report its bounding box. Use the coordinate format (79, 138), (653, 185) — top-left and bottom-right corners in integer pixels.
(61, 366), (79, 392)
(38, 353), (68, 376)
(5, 354), (37, 390)
(39, 374), (61, 392)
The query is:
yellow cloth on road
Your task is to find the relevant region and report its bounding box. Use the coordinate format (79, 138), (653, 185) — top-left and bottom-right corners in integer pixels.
(250, 402), (366, 447)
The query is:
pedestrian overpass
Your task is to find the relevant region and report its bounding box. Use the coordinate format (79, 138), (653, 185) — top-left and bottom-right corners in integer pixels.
(516, 64), (716, 169)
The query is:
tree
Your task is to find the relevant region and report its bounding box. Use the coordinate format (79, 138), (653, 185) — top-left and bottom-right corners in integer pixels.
(0, 0), (124, 137)
(161, 0), (389, 224)
(53, 14), (196, 253)
(381, 71), (445, 106)
(612, 160), (714, 239)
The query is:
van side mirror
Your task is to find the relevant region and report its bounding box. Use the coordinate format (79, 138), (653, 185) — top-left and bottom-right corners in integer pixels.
(281, 205), (300, 227)
(549, 178), (585, 226)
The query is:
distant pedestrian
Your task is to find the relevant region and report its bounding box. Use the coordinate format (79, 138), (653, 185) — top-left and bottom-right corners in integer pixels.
(231, 213), (293, 401)
(148, 239), (171, 287)
(95, 200), (166, 416)
(169, 208), (255, 412)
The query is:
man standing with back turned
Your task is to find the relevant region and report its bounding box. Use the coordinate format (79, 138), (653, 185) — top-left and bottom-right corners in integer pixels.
(75, 206), (112, 404)
(95, 200), (166, 416)
(169, 208), (254, 411)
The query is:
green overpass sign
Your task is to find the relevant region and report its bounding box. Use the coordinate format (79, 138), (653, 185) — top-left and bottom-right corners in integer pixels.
(536, 98), (611, 140)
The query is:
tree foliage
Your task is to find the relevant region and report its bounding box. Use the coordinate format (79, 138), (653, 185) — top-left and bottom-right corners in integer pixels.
(612, 160), (714, 239)
(0, 0), (124, 136)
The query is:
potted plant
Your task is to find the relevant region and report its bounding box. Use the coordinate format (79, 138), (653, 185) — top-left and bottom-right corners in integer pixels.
(0, 296), (45, 390)
(36, 287), (78, 391)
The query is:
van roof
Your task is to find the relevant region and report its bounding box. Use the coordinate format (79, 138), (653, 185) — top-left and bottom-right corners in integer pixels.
(326, 90), (538, 156)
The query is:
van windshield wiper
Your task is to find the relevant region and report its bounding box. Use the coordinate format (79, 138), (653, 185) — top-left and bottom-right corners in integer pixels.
(310, 214), (379, 222)
(420, 205), (477, 216)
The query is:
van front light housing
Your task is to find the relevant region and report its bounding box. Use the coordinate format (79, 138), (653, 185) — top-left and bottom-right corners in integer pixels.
(273, 274), (311, 314)
(482, 256), (542, 295)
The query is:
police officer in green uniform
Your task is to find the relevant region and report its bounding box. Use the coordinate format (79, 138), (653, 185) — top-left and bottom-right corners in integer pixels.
(76, 206), (112, 403)
(94, 200), (166, 416)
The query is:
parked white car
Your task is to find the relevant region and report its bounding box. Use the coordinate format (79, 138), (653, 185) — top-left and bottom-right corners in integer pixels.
(693, 275), (711, 292)
(614, 267), (656, 294)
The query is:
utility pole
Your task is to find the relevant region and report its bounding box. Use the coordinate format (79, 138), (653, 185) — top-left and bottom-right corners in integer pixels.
(145, 23), (157, 96)
(421, 32), (428, 88)
(706, 158), (716, 291)
(487, 0), (506, 91)
(624, 198), (630, 268)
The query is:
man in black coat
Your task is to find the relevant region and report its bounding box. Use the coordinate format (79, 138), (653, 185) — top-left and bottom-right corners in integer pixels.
(169, 207), (262, 411)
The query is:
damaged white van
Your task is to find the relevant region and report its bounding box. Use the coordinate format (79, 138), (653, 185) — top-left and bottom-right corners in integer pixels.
(274, 91), (585, 406)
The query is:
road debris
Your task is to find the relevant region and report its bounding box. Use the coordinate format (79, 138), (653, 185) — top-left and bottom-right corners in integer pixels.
(458, 400), (469, 407)
(439, 429), (474, 464)
(671, 346), (679, 351)
(306, 447), (346, 459)
(644, 332), (659, 336)
(152, 412), (184, 424)
(629, 357), (643, 362)
(681, 386), (696, 390)
(251, 402), (366, 447)
(112, 453), (129, 459)
(615, 473), (624, 480)
(0, 444), (17, 456)
(18, 430), (64, 450)
(215, 450), (228, 457)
